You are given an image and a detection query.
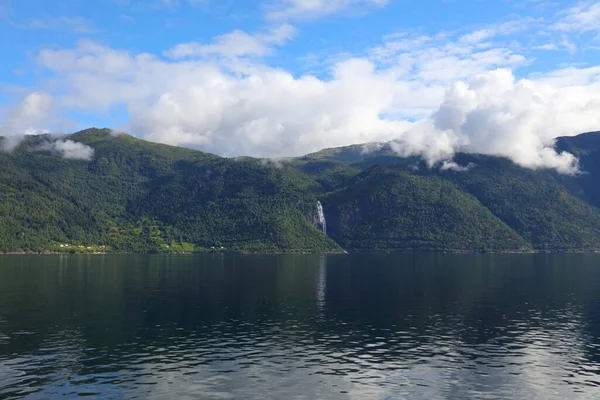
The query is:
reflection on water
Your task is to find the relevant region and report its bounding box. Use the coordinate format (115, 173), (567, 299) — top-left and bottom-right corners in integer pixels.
(317, 256), (327, 313)
(0, 254), (599, 399)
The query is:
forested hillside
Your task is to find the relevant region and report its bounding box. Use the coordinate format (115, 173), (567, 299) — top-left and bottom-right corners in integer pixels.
(0, 129), (338, 253)
(3, 128), (600, 253)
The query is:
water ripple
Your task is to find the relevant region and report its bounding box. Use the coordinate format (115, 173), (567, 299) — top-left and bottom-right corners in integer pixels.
(1, 254), (600, 399)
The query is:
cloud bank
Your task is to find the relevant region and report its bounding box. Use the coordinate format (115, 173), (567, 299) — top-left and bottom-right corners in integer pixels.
(389, 68), (600, 174)
(33, 41), (411, 157)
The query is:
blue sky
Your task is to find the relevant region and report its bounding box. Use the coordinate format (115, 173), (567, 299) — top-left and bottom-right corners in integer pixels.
(2, 0), (596, 81)
(1, 0), (600, 171)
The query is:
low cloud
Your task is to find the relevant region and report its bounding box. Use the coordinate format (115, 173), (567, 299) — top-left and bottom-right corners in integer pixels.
(440, 161), (476, 172)
(390, 69), (598, 175)
(259, 157), (291, 168)
(41, 140), (95, 161)
(0, 93), (53, 151)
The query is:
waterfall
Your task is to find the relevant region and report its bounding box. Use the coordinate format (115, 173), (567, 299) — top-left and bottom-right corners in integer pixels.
(317, 201), (327, 234)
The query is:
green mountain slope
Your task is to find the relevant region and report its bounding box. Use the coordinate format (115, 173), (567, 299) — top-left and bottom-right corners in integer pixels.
(554, 132), (600, 209)
(0, 129), (339, 253)
(3, 128), (600, 253)
(129, 157), (339, 252)
(323, 166), (531, 252)
(441, 154), (600, 251)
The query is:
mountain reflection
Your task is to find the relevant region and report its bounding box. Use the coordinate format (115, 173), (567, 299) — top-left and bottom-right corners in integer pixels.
(0, 254), (599, 399)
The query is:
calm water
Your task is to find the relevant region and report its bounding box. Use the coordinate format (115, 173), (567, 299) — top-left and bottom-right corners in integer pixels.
(0, 254), (599, 399)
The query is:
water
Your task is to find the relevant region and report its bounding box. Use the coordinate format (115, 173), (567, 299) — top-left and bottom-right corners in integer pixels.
(0, 254), (599, 399)
(317, 201), (327, 234)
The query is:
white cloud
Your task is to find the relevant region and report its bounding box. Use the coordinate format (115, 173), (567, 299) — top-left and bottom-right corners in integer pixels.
(119, 13), (135, 22)
(34, 41), (412, 158)
(390, 68), (600, 174)
(22, 16), (97, 34)
(362, 28), (529, 121)
(133, 58), (411, 156)
(458, 18), (537, 44)
(560, 37), (578, 54)
(265, 0), (388, 21)
(369, 31), (528, 86)
(41, 140), (95, 161)
(165, 25), (296, 58)
(162, 0), (211, 4)
(440, 161), (476, 172)
(534, 43), (559, 51)
(531, 65), (600, 86)
(553, 1), (600, 32)
(116, 0), (208, 7)
(0, 92), (54, 151)
(534, 38), (577, 55)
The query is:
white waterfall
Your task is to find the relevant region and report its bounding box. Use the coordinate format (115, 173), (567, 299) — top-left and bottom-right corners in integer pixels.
(317, 201), (327, 234)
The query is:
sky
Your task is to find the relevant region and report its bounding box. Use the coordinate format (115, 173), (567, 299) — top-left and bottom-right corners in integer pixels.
(1, 0), (600, 172)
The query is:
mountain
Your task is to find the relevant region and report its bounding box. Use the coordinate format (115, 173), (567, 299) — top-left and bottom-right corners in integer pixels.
(2, 128), (600, 253)
(0, 129), (339, 253)
(554, 132), (600, 209)
(322, 166), (530, 252)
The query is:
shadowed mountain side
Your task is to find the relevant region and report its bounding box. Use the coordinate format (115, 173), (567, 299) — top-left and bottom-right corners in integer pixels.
(554, 132), (600, 210)
(440, 153), (600, 251)
(322, 166), (531, 252)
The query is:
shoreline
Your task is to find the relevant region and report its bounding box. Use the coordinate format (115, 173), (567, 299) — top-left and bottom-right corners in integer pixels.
(2, 249), (600, 255)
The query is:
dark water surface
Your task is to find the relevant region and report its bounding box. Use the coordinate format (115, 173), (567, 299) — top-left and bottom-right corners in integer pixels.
(1, 254), (600, 399)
